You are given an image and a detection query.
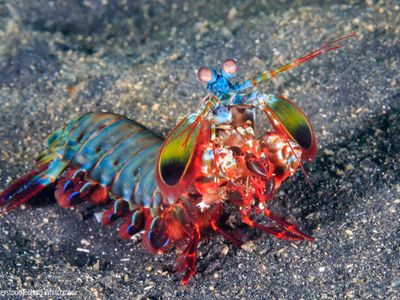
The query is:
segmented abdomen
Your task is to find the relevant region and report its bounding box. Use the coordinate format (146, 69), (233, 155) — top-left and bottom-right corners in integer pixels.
(52, 112), (163, 208)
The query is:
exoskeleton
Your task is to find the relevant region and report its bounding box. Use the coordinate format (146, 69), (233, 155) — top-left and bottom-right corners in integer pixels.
(0, 33), (355, 284)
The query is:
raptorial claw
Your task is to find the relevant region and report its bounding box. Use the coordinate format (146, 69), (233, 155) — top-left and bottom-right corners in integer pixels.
(245, 153), (269, 181)
(180, 225), (201, 285)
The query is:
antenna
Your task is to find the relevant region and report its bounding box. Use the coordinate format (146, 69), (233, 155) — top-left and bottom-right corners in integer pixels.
(236, 32), (357, 91)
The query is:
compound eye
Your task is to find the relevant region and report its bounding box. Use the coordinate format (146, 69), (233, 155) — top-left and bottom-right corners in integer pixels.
(222, 59), (238, 75)
(197, 66), (215, 83)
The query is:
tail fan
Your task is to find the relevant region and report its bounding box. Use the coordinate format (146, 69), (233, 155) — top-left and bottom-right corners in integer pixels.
(0, 159), (67, 214)
(0, 167), (52, 213)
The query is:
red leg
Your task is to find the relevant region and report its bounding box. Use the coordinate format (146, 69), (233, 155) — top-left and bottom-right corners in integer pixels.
(118, 209), (145, 240)
(180, 224), (201, 285)
(100, 199), (128, 225)
(241, 213), (309, 241)
(263, 209), (314, 241)
(210, 220), (244, 248)
(209, 204), (243, 248)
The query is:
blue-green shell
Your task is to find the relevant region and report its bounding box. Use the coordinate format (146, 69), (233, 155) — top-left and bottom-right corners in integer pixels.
(44, 112), (163, 208)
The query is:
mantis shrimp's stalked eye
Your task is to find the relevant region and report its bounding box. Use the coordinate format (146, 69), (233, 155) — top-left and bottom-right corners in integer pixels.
(197, 66), (217, 83)
(221, 58), (238, 78)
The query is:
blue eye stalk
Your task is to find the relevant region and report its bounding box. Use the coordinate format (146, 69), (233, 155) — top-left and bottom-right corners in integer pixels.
(197, 58), (240, 99)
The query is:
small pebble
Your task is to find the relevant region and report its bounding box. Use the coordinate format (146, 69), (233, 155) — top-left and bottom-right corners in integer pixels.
(241, 241), (256, 252)
(220, 244), (229, 256)
(228, 7), (238, 21)
(345, 229), (353, 236)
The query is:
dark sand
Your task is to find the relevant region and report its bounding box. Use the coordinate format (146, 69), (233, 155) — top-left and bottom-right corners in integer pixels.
(0, 1), (399, 299)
